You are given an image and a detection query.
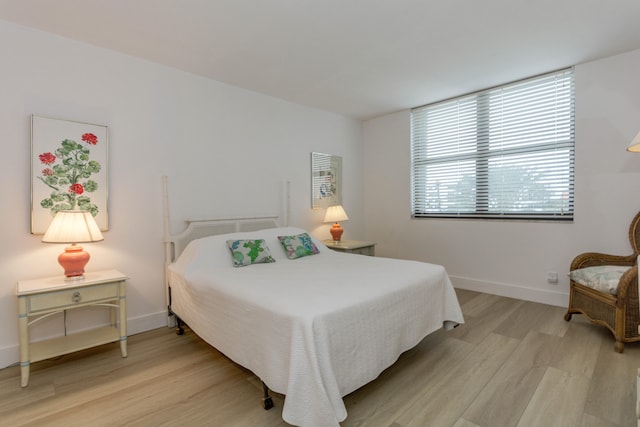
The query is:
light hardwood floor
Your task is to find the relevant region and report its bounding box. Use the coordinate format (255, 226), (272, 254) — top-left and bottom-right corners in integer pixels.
(1, 289), (638, 427)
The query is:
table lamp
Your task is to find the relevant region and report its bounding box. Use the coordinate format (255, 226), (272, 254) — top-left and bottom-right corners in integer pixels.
(42, 210), (104, 280)
(324, 205), (349, 242)
(627, 131), (640, 152)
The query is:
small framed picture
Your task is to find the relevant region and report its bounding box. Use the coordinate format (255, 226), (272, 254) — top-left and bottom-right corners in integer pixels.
(31, 115), (109, 234)
(311, 152), (342, 209)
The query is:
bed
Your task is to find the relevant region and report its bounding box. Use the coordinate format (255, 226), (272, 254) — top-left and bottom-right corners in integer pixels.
(164, 216), (464, 427)
(162, 174), (463, 427)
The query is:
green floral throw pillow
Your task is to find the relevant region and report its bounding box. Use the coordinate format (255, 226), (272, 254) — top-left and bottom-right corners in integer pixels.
(277, 233), (320, 259)
(226, 239), (276, 267)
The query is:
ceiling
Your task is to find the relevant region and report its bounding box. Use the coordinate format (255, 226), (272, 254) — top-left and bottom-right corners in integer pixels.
(2, 0), (640, 120)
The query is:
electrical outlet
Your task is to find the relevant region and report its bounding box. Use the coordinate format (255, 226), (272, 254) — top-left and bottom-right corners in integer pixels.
(547, 271), (558, 284)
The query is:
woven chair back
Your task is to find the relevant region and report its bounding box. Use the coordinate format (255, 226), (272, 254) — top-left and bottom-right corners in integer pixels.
(629, 211), (640, 256)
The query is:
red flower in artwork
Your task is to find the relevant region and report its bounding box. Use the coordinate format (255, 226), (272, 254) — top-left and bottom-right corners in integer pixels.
(39, 152), (56, 165)
(36, 130), (102, 217)
(82, 133), (98, 145)
(69, 183), (84, 195)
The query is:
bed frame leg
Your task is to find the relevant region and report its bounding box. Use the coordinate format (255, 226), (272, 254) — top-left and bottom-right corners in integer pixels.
(261, 381), (274, 410)
(175, 316), (185, 335)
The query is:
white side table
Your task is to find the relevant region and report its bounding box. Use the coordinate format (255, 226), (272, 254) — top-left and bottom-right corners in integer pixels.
(324, 239), (376, 256)
(17, 269), (128, 387)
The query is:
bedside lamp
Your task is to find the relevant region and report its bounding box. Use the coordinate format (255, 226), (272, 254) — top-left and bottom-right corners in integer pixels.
(42, 210), (104, 280)
(324, 205), (349, 242)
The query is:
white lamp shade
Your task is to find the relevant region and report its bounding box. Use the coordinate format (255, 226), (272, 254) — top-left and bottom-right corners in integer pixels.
(42, 210), (104, 243)
(324, 205), (349, 223)
(627, 131), (640, 152)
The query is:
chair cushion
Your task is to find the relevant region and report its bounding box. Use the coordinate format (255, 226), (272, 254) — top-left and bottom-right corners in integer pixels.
(569, 265), (631, 295)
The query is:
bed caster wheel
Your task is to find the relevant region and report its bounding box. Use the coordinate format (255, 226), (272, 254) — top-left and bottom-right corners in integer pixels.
(176, 327), (184, 335)
(262, 397), (274, 410)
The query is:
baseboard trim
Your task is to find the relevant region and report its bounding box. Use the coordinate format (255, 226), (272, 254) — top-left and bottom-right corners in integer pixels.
(1, 282), (568, 370)
(451, 275), (569, 308)
(0, 310), (167, 370)
(127, 310), (168, 336)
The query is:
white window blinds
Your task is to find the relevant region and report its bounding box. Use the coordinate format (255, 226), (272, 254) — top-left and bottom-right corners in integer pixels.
(411, 68), (575, 220)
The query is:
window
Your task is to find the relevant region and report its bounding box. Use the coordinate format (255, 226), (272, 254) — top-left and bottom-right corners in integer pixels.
(411, 68), (575, 220)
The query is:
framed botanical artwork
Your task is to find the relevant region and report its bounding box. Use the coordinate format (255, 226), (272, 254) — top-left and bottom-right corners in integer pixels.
(311, 152), (342, 209)
(31, 115), (109, 234)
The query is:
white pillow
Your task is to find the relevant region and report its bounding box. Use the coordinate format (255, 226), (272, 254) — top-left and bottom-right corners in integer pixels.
(173, 227), (317, 272)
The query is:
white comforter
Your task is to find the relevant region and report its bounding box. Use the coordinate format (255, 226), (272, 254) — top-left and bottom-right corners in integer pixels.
(168, 227), (464, 427)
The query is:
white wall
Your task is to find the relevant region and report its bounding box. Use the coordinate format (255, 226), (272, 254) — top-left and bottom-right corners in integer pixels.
(0, 20), (363, 368)
(363, 48), (640, 307)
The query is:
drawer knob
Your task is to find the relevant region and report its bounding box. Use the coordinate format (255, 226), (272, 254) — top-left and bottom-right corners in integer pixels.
(72, 291), (81, 303)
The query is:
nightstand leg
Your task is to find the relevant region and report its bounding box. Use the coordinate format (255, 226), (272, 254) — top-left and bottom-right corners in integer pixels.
(109, 304), (116, 327)
(20, 363), (30, 387)
(17, 297), (30, 387)
(119, 282), (127, 358)
(120, 339), (127, 357)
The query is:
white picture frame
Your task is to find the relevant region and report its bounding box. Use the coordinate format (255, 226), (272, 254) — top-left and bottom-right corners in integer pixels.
(31, 115), (109, 234)
(311, 152), (342, 209)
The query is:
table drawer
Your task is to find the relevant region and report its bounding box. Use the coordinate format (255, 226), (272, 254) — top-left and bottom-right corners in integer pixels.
(28, 283), (120, 313)
(351, 247), (371, 256)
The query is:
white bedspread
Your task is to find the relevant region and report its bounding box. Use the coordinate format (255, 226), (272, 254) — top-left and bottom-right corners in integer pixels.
(168, 227), (464, 427)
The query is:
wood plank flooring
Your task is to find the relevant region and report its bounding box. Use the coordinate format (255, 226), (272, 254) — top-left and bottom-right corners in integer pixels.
(1, 289), (638, 427)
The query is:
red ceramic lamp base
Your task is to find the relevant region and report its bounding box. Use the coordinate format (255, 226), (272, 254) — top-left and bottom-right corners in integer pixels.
(58, 243), (90, 278)
(329, 223), (344, 241)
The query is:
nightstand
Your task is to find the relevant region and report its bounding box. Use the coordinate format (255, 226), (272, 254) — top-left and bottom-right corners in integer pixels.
(16, 269), (128, 387)
(323, 239), (376, 256)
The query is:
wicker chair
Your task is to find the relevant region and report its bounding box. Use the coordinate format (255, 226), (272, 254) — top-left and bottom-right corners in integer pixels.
(565, 211), (640, 352)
